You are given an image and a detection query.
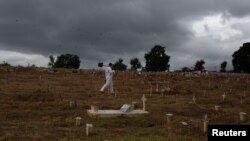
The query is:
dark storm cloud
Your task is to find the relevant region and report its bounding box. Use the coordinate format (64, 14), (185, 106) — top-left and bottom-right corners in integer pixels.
(0, 0), (250, 70)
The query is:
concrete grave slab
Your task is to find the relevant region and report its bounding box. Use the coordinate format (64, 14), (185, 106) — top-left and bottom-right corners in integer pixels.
(87, 109), (149, 118)
(87, 95), (149, 118)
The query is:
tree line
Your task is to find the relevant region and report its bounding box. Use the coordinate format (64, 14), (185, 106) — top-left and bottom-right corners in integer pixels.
(2, 42), (248, 73)
(47, 43), (250, 73)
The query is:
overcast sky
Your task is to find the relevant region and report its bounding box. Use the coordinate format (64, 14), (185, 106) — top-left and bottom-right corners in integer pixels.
(0, 0), (250, 71)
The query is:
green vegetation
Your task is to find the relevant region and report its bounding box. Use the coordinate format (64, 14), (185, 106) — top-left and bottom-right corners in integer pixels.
(144, 45), (170, 71)
(48, 54), (80, 69)
(232, 42), (250, 73)
(113, 58), (127, 70)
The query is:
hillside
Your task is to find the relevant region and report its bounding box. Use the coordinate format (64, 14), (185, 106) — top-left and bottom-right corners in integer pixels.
(0, 67), (249, 141)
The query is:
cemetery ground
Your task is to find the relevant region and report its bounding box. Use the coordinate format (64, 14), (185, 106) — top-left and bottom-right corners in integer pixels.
(0, 67), (249, 141)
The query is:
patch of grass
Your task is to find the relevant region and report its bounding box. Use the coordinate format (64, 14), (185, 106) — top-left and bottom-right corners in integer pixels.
(202, 99), (234, 108)
(218, 100), (234, 108)
(111, 134), (198, 141)
(203, 99), (221, 105)
(95, 116), (154, 128)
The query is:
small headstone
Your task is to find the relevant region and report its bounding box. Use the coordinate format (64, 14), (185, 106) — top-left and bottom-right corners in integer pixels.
(86, 123), (93, 137)
(69, 100), (77, 108)
(203, 113), (209, 133)
(131, 101), (137, 109)
(155, 84), (159, 92)
(203, 120), (209, 133)
(239, 112), (247, 122)
(192, 95), (196, 104)
(75, 117), (82, 126)
(91, 105), (99, 112)
(166, 113), (173, 123)
(214, 105), (220, 111)
(141, 94), (147, 111)
(181, 121), (188, 126)
(120, 104), (131, 113)
(166, 87), (171, 93)
(204, 113), (208, 121)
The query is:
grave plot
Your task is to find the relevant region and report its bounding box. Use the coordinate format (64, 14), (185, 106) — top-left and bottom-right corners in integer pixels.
(87, 95), (149, 117)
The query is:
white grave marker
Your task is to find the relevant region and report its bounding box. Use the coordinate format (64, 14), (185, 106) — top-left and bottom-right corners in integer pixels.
(204, 113), (207, 121)
(86, 123), (93, 137)
(203, 120), (209, 133)
(214, 105), (220, 111)
(91, 105), (99, 112)
(222, 92), (226, 101)
(120, 104), (131, 113)
(75, 117), (82, 126)
(166, 113), (173, 123)
(69, 100), (77, 108)
(114, 89), (117, 97)
(155, 84), (159, 92)
(192, 95), (196, 104)
(141, 94), (147, 111)
(167, 87), (171, 94)
(239, 112), (247, 122)
(203, 113), (209, 133)
(131, 101), (137, 109)
(181, 121), (188, 126)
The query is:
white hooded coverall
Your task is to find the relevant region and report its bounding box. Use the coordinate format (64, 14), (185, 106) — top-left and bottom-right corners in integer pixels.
(100, 66), (114, 93)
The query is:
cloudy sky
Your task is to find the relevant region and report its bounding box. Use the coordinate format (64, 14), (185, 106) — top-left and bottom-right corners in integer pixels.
(0, 0), (250, 71)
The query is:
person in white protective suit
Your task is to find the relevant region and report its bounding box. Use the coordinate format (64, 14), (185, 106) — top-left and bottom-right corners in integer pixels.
(99, 63), (115, 93)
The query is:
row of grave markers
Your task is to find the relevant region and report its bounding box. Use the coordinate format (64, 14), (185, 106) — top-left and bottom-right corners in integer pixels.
(70, 94), (248, 137)
(74, 112), (247, 136)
